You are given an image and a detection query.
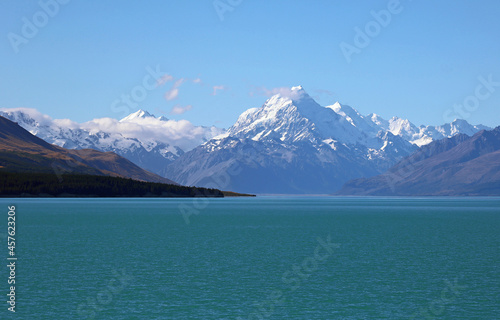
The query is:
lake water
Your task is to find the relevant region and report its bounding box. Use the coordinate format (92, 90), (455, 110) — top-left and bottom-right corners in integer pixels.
(1, 197), (499, 319)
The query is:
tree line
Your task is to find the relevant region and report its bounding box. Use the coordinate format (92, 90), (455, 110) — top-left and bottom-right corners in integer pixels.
(0, 171), (223, 198)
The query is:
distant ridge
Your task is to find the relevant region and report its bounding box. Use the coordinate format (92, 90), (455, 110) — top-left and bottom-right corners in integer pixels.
(0, 116), (177, 184)
(165, 86), (490, 194)
(0, 107), (223, 178)
(336, 127), (500, 196)
(0, 88), (491, 194)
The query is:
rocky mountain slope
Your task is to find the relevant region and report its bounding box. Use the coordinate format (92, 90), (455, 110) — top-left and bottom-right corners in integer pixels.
(165, 86), (489, 194)
(0, 108), (223, 177)
(1, 87), (489, 193)
(0, 116), (177, 184)
(337, 127), (500, 196)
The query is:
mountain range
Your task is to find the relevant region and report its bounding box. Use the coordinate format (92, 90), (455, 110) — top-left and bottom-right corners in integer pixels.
(0, 116), (175, 184)
(165, 86), (489, 193)
(0, 86), (491, 194)
(337, 126), (500, 196)
(0, 108), (223, 178)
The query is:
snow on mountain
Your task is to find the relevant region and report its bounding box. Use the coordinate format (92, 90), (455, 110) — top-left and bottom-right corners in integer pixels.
(380, 116), (490, 147)
(210, 86), (487, 161)
(368, 113), (389, 127)
(412, 119), (491, 146)
(119, 109), (156, 122)
(337, 126), (500, 196)
(227, 87), (383, 148)
(0, 108), (224, 177)
(0, 87), (489, 193)
(327, 102), (380, 134)
(166, 86), (490, 194)
(166, 88), (410, 193)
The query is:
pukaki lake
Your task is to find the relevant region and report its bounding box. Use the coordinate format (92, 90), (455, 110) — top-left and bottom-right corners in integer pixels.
(1, 197), (499, 319)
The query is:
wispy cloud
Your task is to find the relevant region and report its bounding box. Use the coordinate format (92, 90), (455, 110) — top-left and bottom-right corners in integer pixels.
(192, 78), (202, 84)
(157, 74), (174, 86)
(0, 107), (226, 152)
(0, 107), (49, 123)
(164, 78), (186, 101)
(84, 116), (221, 151)
(164, 88), (179, 101)
(212, 85), (226, 96)
(315, 89), (334, 97)
(170, 104), (193, 115)
(250, 86), (305, 100)
(311, 89), (335, 101)
(173, 78), (186, 87)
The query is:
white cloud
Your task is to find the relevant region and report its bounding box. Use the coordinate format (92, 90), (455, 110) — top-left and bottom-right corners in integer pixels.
(315, 89), (334, 97)
(157, 74), (174, 86)
(173, 78), (185, 87)
(212, 85), (226, 96)
(164, 88), (179, 101)
(83, 115), (223, 151)
(170, 104), (193, 115)
(164, 78), (186, 101)
(251, 86), (306, 100)
(0, 107), (224, 153)
(0, 107), (54, 126)
(192, 78), (202, 84)
(53, 118), (80, 129)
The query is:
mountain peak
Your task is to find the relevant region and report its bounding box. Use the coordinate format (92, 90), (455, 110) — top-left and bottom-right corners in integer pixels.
(265, 86), (310, 103)
(327, 101), (355, 114)
(120, 109), (154, 122)
(451, 118), (471, 126)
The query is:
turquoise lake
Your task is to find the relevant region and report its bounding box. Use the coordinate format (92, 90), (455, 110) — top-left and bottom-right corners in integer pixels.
(1, 197), (499, 319)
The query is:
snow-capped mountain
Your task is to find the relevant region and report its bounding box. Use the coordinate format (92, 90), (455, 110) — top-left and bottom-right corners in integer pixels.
(119, 109), (155, 122)
(0, 108), (224, 177)
(337, 126), (500, 196)
(376, 116), (490, 147)
(165, 86), (490, 194)
(1, 86), (490, 193)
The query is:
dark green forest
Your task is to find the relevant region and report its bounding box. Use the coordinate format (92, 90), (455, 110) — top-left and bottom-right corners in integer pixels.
(0, 171), (224, 198)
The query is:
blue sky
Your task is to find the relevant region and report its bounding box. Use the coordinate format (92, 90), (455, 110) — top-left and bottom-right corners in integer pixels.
(1, 0), (500, 128)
